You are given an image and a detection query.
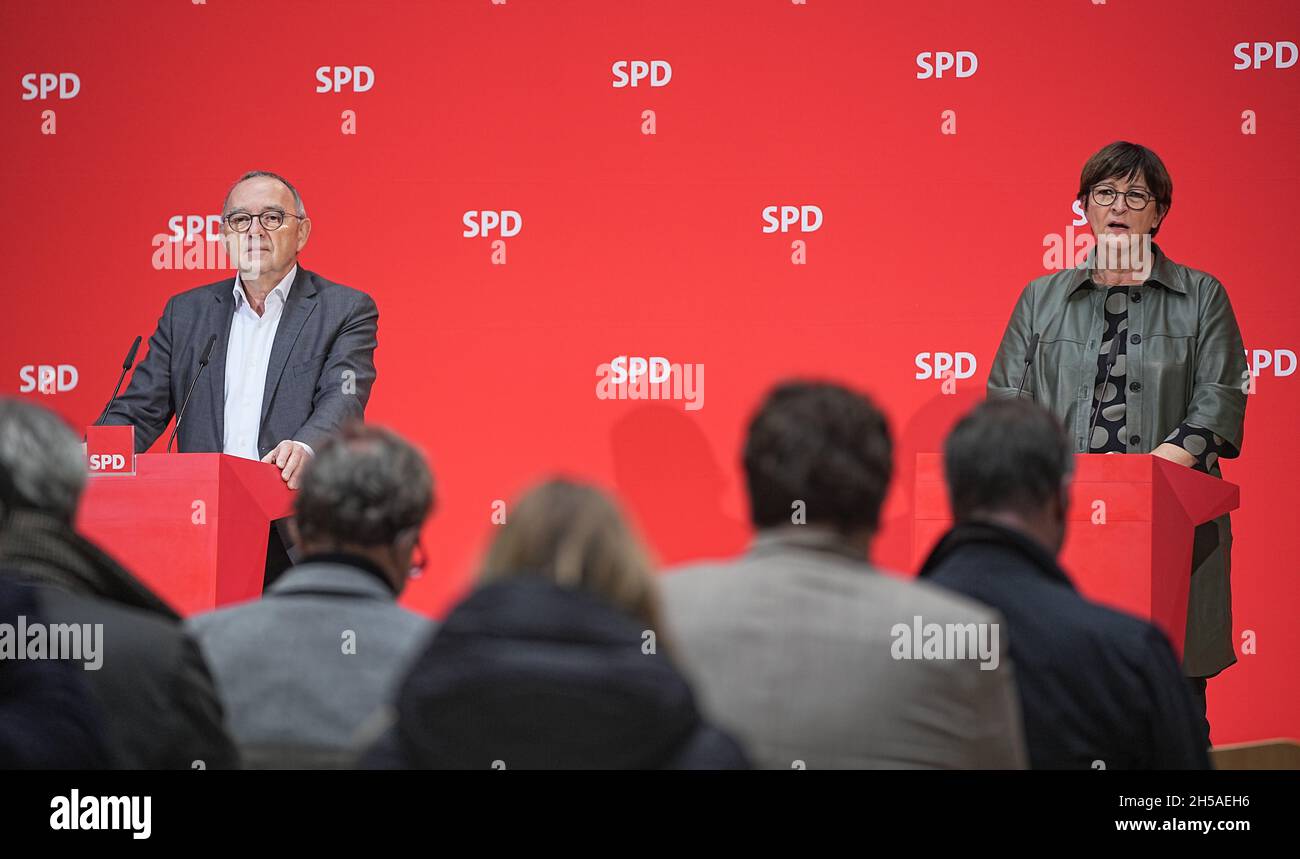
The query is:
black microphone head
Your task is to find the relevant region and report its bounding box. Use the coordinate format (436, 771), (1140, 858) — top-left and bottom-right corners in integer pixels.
(1107, 334), (1121, 361)
(123, 335), (142, 369)
(1026, 332), (1040, 364)
(198, 334), (217, 365)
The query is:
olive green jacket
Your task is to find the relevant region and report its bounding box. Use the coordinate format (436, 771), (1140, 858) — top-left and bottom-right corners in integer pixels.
(988, 243), (1248, 677)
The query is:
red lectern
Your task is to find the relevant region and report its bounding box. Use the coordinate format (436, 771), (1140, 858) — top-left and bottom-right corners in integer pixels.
(76, 453), (295, 617)
(913, 453), (1240, 659)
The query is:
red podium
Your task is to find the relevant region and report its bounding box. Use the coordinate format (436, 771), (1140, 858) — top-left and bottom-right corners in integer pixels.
(76, 453), (295, 617)
(913, 453), (1240, 659)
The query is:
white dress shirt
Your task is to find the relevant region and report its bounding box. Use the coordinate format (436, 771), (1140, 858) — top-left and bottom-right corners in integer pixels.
(223, 265), (310, 460)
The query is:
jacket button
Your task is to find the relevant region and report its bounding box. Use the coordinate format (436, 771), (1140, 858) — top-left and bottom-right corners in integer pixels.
(1130, 334), (1141, 345)
(1130, 381), (1141, 392)
(1130, 434), (1141, 445)
(1131, 291), (1141, 303)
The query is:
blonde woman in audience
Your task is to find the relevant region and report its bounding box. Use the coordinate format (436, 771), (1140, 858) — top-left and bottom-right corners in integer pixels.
(363, 479), (748, 769)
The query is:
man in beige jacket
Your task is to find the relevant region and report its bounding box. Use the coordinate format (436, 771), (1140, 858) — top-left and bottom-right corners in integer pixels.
(661, 381), (1027, 769)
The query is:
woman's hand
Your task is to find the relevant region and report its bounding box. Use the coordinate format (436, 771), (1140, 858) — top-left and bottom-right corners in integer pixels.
(1151, 442), (1197, 468)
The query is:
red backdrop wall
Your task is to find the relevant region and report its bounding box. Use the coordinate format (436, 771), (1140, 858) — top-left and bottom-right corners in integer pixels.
(3, 0), (1297, 746)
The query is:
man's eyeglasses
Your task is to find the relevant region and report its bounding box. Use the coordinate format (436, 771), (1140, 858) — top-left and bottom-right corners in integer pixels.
(1090, 186), (1157, 211)
(223, 211), (303, 232)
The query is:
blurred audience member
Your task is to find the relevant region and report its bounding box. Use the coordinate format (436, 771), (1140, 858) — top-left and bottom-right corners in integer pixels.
(189, 425), (434, 768)
(364, 479), (748, 769)
(661, 381), (1027, 769)
(918, 399), (1210, 768)
(0, 397), (237, 768)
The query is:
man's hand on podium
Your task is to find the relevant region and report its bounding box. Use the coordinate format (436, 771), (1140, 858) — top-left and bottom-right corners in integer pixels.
(1152, 442), (1197, 468)
(262, 440), (313, 490)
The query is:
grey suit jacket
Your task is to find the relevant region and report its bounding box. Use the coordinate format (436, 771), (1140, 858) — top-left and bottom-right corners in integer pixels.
(104, 267), (378, 457)
(186, 561), (432, 766)
(660, 529), (1028, 769)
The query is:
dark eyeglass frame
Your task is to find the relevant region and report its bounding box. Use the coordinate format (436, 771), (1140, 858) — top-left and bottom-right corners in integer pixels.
(222, 210), (304, 232)
(1090, 185), (1157, 211)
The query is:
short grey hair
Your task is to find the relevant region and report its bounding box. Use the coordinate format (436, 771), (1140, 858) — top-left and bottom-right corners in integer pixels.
(294, 425), (434, 548)
(222, 170), (307, 217)
(0, 398), (87, 524)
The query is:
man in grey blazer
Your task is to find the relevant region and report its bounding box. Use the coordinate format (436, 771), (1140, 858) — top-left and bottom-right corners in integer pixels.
(104, 170), (378, 491)
(660, 382), (1028, 769)
(187, 425), (434, 768)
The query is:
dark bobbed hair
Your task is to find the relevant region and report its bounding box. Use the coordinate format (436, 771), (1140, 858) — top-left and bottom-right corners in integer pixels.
(1077, 141), (1173, 236)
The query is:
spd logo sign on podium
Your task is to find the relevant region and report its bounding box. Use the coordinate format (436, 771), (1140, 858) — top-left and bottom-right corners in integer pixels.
(85, 425), (136, 477)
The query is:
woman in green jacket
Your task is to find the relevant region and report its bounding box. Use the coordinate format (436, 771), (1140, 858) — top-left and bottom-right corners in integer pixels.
(988, 141), (1249, 737)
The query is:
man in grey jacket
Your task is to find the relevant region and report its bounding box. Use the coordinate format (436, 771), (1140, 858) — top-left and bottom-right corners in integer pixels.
(188, 425), (434, 768)
(660, 381), (1028, 769)
(103, 170), (379, 489)
(104, 170), (379, 581)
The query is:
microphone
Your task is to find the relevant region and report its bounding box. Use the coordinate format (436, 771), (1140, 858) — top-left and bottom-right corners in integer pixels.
(93, 336), (142, 426)
(1087, 335), (1121, 451)
(1014, 332), (1040, 398)
(166, 334), (217, 454)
